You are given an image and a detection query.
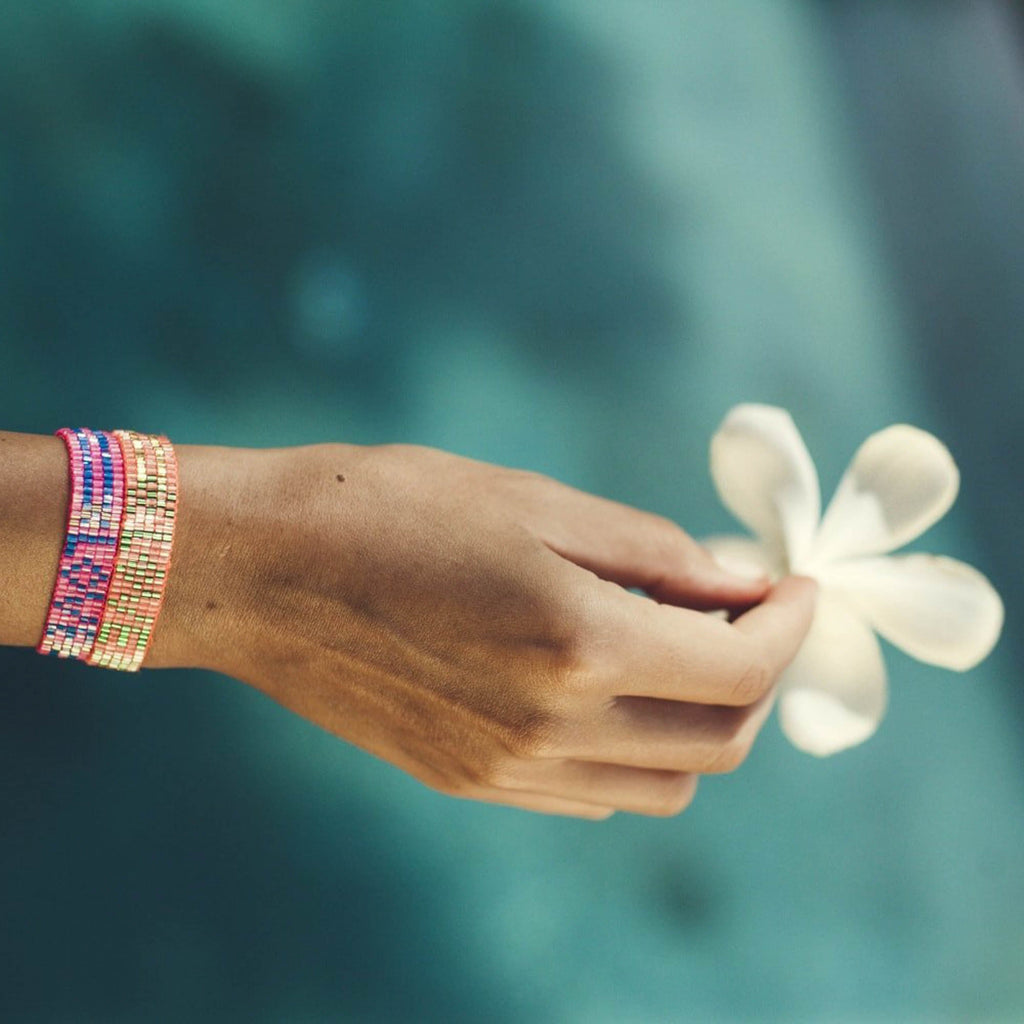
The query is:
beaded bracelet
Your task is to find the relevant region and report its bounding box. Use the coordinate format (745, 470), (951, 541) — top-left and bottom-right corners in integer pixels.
(37, 428), (178, 671)
(88, 431), (178, 671)
(37, 428), (126, 659)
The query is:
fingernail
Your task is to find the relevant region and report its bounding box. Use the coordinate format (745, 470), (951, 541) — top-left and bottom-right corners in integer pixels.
(713, 558), (770, 584)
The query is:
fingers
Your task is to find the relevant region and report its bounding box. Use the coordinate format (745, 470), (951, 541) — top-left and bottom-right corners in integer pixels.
(505, 761), (700, 818)
(442, 696), (771, 816)
(516, 475), (770, 610)
(465, 790), (617, 821)
(432, 576), (813, 818)
(595, 575), (818, 706)
(443, 762), (697, 818)
(568, 693), (776, 773)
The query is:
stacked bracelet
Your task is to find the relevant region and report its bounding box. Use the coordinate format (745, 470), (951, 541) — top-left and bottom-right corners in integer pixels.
(37, 428), (178, 672)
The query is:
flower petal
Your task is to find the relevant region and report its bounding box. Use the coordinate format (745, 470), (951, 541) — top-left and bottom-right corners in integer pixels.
(810, 425), (959, 564)
(703, 535), (785, 582)
(821, 554), (1004, 671)
(709, 404), (820, 570)
(777, 593), (887, 757)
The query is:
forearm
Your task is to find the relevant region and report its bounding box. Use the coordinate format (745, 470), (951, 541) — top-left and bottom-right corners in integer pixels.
(0, 431), (69, 648)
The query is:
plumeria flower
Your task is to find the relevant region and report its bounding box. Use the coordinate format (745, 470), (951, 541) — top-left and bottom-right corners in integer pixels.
(705, 404), (1004, 757)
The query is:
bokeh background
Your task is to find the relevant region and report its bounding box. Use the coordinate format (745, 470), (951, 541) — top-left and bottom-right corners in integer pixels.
(2, 2), (1024, 1021)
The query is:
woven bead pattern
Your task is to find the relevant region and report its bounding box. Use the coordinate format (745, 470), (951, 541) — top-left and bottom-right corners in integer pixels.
(37, 428), (125, 659)
(87, 430), (178, 672)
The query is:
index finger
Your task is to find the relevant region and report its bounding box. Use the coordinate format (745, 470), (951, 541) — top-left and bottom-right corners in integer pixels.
(594, 575), (818, 706)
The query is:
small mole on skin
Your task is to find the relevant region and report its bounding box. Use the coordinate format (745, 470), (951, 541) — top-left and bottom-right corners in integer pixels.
(336, 474), (346, 483)
(206, 600), (219, 611)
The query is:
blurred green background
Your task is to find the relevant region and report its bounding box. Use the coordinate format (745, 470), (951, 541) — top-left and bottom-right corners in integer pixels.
(2, 2), (1023, 1021)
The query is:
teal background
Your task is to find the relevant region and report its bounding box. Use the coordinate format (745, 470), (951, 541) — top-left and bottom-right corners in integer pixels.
(2, 2), (1023, 1021)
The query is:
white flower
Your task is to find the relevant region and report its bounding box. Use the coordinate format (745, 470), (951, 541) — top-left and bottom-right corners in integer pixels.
(706, 404), (1004, 757)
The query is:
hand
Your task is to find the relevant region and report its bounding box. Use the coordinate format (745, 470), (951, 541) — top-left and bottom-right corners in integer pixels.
(149, 442), (817, 819)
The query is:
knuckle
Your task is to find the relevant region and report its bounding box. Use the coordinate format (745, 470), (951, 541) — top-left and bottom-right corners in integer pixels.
(643, 510), (683, 538)
(730, 649), (772, 704)
(657, 516), (704, 563)
(649, 775), (698, 817)
(695, 704), (757, 773)
(438, 751), (516, 795)
(542, 628), (589, 677)
(539, 626), (601, 705)
(473, 754), (521, 789)
(704, 734), (753, 774)
(640, 512), (690, 559)
(433, 774), (478, 799)
(503, 711), (562, 760)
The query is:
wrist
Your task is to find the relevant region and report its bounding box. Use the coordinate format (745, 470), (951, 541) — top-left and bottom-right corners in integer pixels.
(144, 442), (266, 673)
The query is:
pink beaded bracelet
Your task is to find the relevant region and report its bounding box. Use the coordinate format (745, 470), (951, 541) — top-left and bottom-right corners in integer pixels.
(37, 429), (126, 659)
(37, 428), (178, 671)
